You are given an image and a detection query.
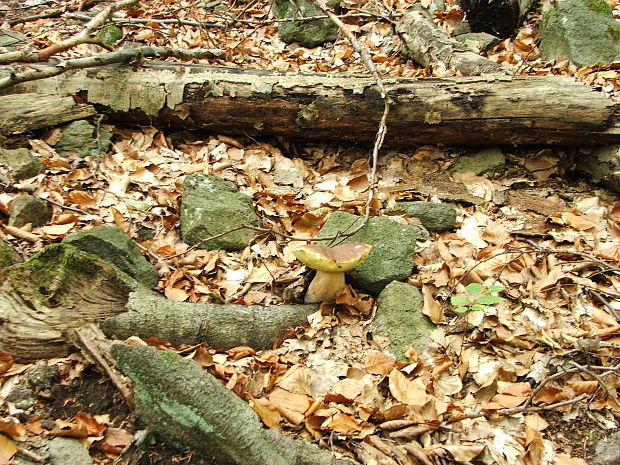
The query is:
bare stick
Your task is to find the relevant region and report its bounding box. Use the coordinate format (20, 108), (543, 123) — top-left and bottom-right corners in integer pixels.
(0, 0), (138, 64)
(0, 46), (223, 91)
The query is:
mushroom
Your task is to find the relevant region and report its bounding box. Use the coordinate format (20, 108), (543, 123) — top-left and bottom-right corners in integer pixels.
(293, 242), (372, 303)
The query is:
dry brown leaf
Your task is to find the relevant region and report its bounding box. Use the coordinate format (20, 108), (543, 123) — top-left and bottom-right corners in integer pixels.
(365, 351), (396, 376)
(388, 369), (429, 407)
(51, 413), (106, 438)
(0, 418), (25, 440)
(0, 434), (17, 465)
(250, 398), (282, 428)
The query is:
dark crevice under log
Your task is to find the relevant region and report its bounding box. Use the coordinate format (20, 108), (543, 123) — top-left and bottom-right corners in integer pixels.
(6, 61), (620, 146)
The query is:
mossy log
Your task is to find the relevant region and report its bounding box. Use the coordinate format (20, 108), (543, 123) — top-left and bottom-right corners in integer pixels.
(0, 244), (318, 361)
(8, 62), (620, 145)
(0, 244), (133, 361)
(102, 287), (318, 350)
(112, 343), (358, 465)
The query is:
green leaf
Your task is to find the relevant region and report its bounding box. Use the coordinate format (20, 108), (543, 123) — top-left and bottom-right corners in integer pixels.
(465, 283), (482, 295)
(475, 295), (505, 305)
(451, 296), (471, 306)
(454, 306), (470, 313)
(471, 304), (486, 311)
(487, 285), (504, 293)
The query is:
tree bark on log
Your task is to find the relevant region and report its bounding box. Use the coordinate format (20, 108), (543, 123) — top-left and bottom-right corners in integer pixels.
(112, 343), (358, 465)
(102, 287), (318, 350)
(0, 244), (318, 361)
(0, 93), (95, 135)
(6, 62), (619, 146)
(396, 7), (506, 75)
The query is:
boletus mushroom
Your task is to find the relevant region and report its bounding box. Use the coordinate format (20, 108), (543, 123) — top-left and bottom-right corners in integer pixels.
(293, 242), (372, 303)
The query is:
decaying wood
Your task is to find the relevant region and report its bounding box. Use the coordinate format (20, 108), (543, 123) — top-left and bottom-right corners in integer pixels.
(0, 243), (318, 361)
(0, 244), (132, 361)
(396, 7), (506, 75)
(0, 93), (95, 135)
(70, 323), (135, 408)
(8, 62), (619, 146)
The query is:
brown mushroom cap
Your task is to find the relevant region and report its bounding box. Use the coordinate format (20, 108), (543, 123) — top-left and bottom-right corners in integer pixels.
(292, 242), (372, 272)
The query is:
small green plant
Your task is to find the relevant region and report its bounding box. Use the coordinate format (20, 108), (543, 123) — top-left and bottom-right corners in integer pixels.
(450, 283), (504, 313)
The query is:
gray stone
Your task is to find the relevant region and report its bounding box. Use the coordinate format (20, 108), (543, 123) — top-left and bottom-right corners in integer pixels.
(451, 146), (506, 176)
(591, 431), (620, 465)
(5, 385), (36, 410)
(54, 120), (95, 157)
(9, 194), (51, 228)
(272, 0), (339, 47)
(48, 437), (93, 465)
(53, 120), (112, 158)
(0, 148), (45, 180)
(373, 281), (434, 359)
(317, 211), (428, 295)
(574, 145), (620, 192)
(0, 30), (27, 48)
(96, 24), (123, 45)
(455, 32), (501, 53)
(540, 0), (620, 67)
(181, 173), (261, 251)
(24, 362), (58, 393)
(63, 225), (159, 288)
(397, 202), (457, 232)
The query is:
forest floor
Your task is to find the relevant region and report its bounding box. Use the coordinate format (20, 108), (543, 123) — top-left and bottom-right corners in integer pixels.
(1, 0), (620, 464)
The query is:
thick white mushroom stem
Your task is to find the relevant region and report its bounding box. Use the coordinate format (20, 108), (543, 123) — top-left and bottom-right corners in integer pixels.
(304, 270), (347, 303)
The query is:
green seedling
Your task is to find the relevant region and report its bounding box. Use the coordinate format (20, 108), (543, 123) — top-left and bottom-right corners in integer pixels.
(450, 283), (504, 313)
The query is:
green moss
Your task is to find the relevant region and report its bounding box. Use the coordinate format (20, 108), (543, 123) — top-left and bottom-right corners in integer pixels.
(0, 243), (13, 269)
(6, 243), (138, 308)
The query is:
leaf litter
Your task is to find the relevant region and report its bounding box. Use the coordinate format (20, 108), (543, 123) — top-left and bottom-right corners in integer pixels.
(1, 0), (620, 464)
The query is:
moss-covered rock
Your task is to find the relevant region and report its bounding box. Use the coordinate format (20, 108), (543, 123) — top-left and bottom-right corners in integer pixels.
(316, 211), (428, 295)
(181, 174), (261, 251)
(540, 0), (620, 67)
(9, 194), (51, 228)
(272, 0), (339, 47)
(450, 146), (505, 176)
(373, 281), (435, 360)
(63, 225), (159, 288)
(0, 148), (45, 181)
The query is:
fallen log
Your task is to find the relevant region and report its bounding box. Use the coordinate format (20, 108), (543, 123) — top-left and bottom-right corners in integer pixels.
(0, 243), (318, 361)
(7, 62), (619, 146)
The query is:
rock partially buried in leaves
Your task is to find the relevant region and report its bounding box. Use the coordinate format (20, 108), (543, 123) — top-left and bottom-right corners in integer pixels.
(574, 145), (620, 193)
(373, 281), (435, 360)
(397, 201), (457, 232)
(9, 194), (51, 228)
(317, 212), (428, 295)
(63, 225), (159, 288)
(272, 0), (339, 47)
(450, 146), (505, 176)
(0, 147), (45, 181)
(181, 173), (261, 250)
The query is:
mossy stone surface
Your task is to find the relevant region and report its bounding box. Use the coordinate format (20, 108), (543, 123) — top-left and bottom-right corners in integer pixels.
(397, 202), (457, 232)
(373, 281), (435, 359)
(63, 225), (159, 288)
(181, 173), (261, 251)
(9, 194), (51, 228)
(317, 211), (428, 295)
(0, 148), (45, 181)
(540, 0), (620, 67)
(272, 0), (339, 47)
